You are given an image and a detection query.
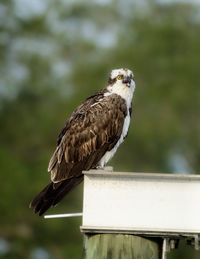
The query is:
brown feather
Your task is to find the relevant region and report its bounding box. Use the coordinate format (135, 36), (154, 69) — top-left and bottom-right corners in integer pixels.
(30, 91), (128, 215)
(49, 93), (127, 183)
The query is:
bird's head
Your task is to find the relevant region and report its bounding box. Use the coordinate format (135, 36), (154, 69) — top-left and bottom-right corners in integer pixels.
(106, 68), (135, 105)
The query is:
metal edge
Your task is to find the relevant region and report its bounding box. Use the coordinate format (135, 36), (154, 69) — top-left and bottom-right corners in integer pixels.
(83, 170), (200, 182)
(80, 226), (200, 238)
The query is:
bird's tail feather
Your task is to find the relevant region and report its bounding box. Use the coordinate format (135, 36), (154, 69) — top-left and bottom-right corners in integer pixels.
(29, 176), (83, 216)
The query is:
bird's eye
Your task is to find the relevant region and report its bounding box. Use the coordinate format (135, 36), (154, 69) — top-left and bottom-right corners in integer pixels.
(117, 75), (124, 80)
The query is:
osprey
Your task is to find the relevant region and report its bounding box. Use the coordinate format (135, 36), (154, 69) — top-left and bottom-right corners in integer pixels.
(30, 68), (136, 215)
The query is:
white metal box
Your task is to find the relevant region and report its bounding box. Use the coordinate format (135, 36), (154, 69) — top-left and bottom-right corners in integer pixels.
(82, 170), (200, 236)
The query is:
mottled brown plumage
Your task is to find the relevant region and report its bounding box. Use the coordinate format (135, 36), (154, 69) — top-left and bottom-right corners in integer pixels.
(49, 92), (127, 182)
(30, 68), (135, 215)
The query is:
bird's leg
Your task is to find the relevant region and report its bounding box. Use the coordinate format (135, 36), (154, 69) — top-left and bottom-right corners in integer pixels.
(95, 165), (104, 169)
(95, 165), (113, 172)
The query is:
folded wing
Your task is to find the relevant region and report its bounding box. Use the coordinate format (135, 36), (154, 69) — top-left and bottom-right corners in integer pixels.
(48, 93), (127, 183)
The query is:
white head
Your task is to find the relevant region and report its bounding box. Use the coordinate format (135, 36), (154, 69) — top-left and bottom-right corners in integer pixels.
(106, 68), (135, 107)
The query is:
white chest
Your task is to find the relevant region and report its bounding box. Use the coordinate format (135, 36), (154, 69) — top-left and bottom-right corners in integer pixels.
(98, 111), (131, 168)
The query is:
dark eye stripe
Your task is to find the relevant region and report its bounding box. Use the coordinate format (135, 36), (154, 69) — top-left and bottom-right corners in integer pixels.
(108, 77), (117, 85)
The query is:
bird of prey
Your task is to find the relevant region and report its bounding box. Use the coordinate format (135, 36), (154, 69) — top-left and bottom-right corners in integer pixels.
(30, 68), (136, 215)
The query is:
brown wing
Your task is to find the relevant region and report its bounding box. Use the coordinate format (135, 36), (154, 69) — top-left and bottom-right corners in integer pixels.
(48, 93), (127, 183)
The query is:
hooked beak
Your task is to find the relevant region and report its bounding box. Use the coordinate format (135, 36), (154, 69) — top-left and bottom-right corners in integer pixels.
(122, 76), (131, 86)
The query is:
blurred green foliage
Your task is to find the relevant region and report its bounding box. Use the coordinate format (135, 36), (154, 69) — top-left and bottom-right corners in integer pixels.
(0, 0), (200, 258)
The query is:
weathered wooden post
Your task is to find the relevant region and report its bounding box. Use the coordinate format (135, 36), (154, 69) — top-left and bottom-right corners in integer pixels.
(81, 168), (200, 259)
(84, 234), (162, 259)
